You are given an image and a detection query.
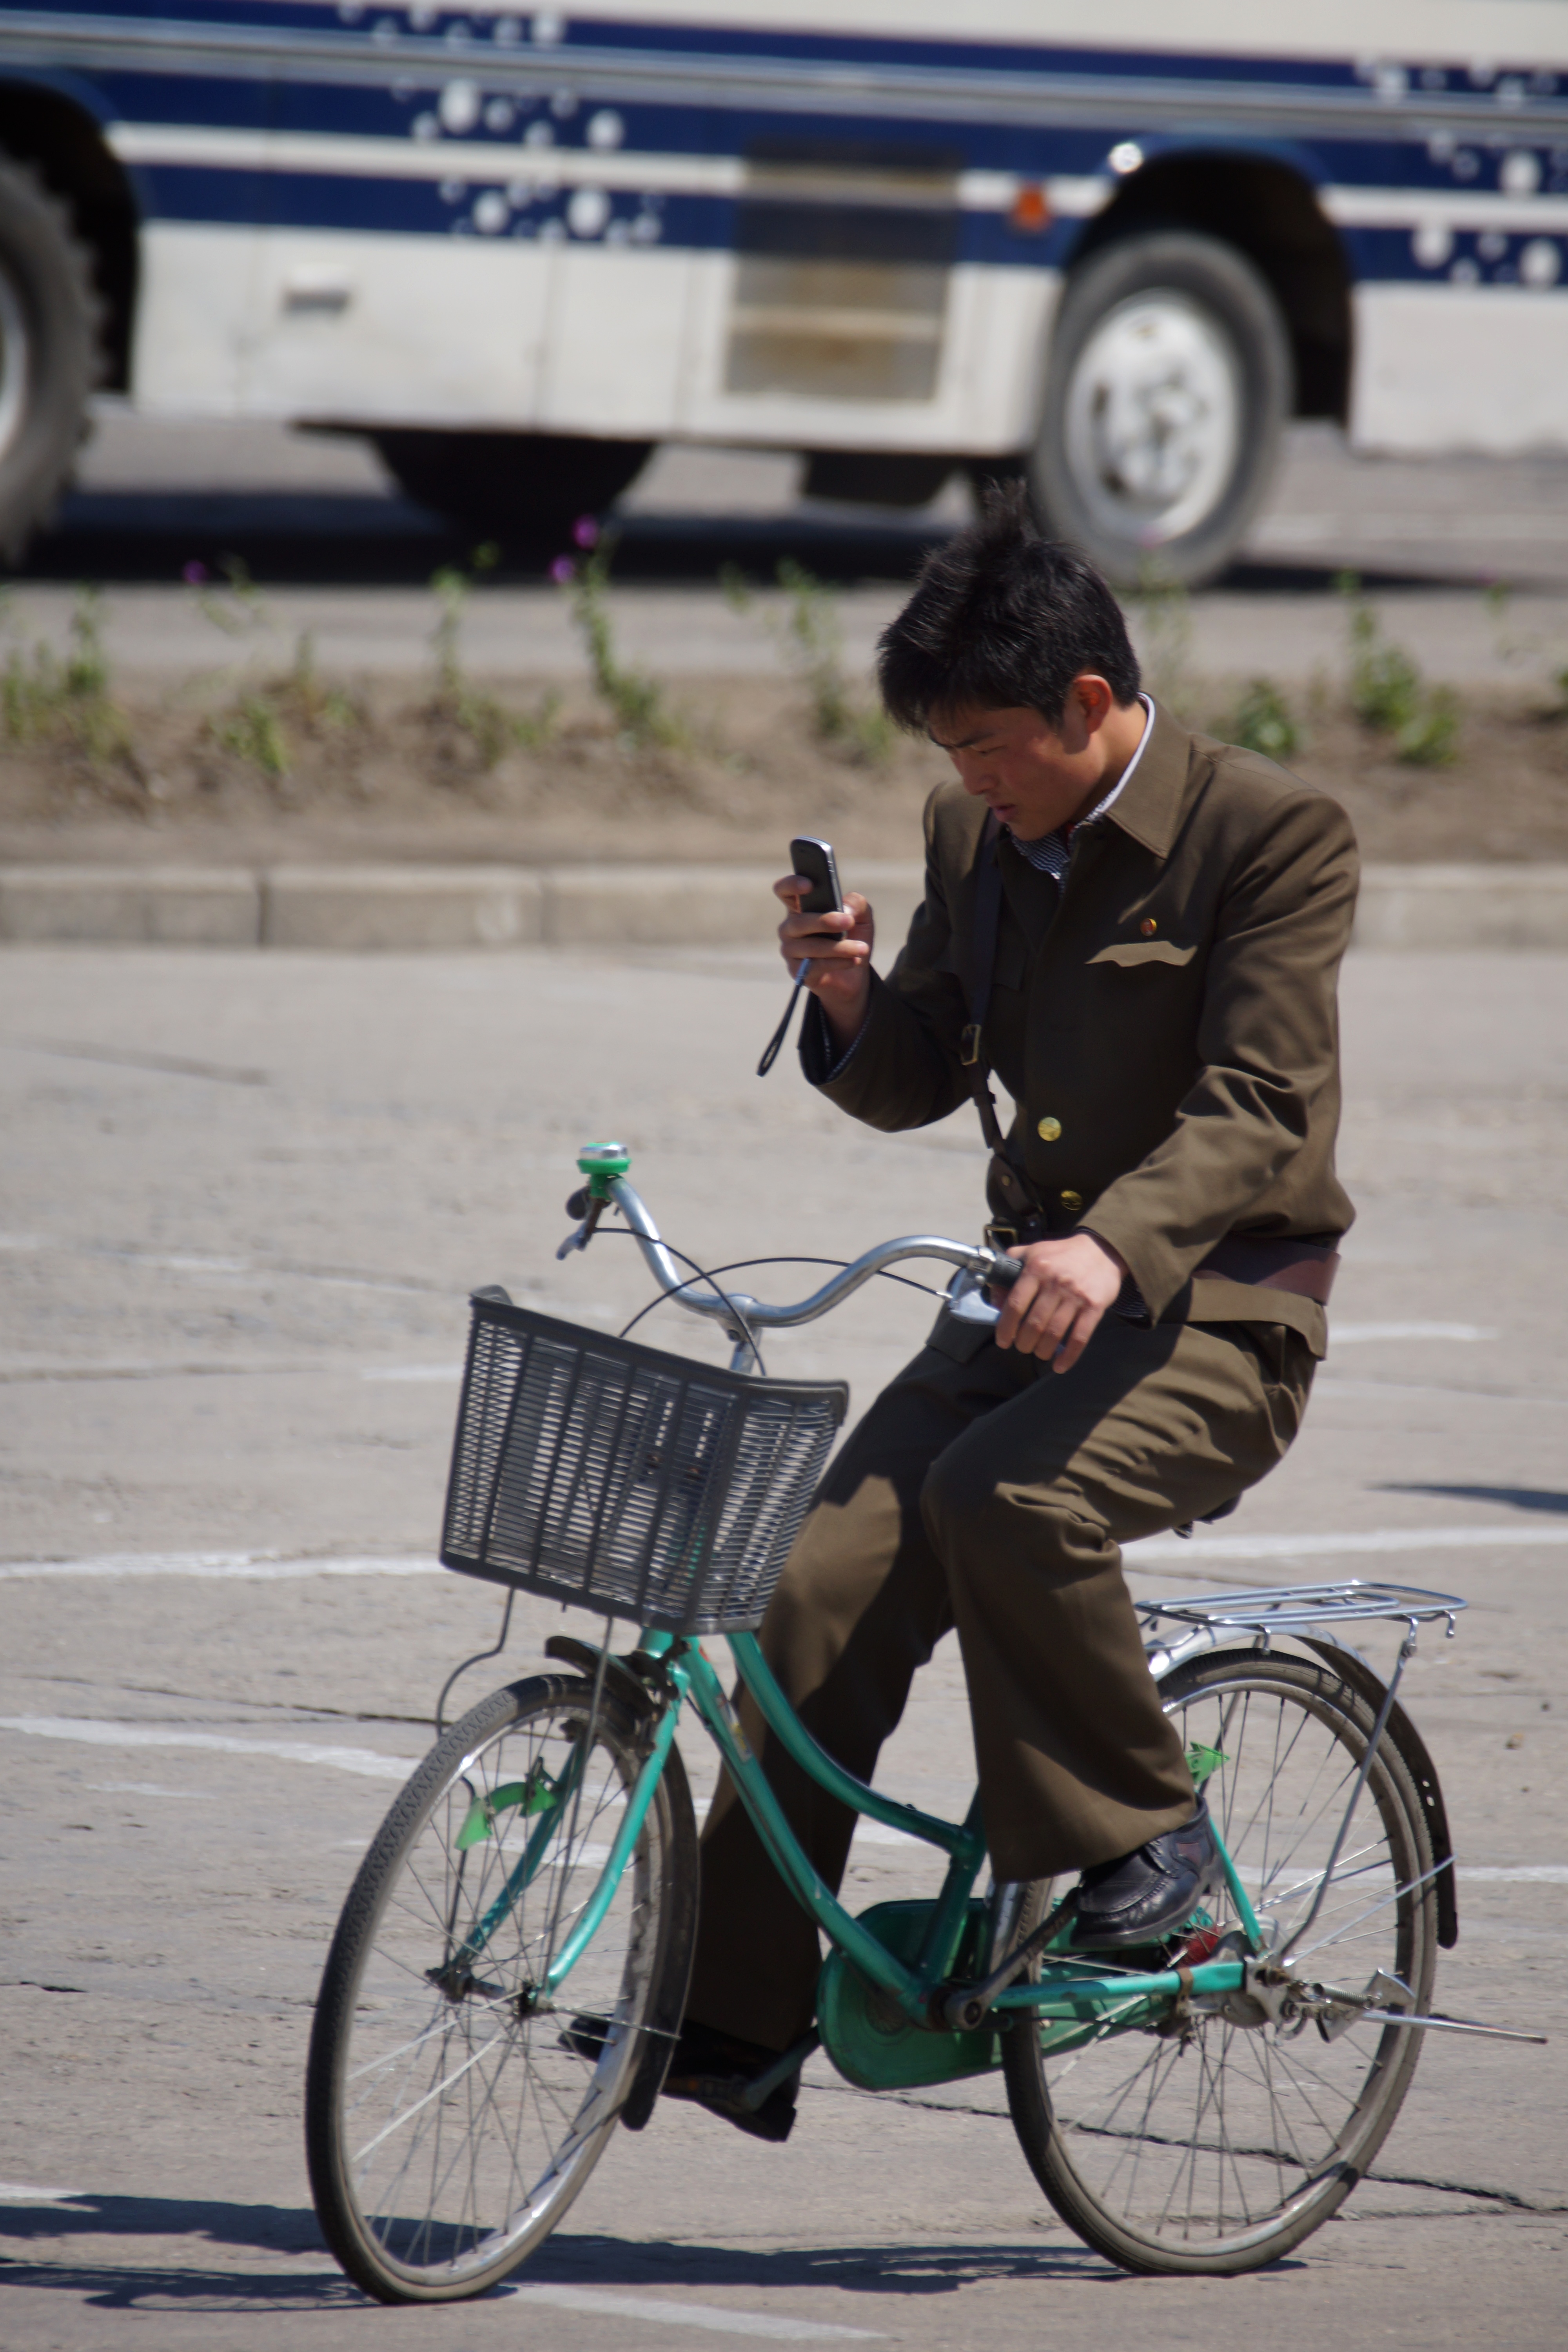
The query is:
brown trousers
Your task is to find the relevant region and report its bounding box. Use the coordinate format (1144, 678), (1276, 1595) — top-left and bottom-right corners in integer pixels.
(686, 1307), (1314, 2052)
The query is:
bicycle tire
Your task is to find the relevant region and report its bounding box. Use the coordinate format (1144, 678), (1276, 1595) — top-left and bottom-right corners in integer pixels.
(305, 1673), (696, 2303)
(1001, 1650), (1438, 2276)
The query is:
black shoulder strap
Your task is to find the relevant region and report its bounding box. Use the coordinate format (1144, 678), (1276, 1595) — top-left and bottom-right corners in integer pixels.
(962, 811), (1005, 1056)
(958, 813), (1014, 1166)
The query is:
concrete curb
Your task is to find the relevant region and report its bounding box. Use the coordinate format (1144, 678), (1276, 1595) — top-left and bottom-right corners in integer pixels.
(1, 861), (1565, 951)
(1348, 863), (1568, 950)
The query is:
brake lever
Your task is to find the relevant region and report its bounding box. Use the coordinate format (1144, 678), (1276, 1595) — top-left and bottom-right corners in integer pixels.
(555, 1186), (607, 1260)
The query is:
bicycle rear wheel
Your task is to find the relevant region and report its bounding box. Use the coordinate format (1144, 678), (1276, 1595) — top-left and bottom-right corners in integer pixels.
(305, 1673), (696, 2302)
(1002, 1650), (1439, 2275)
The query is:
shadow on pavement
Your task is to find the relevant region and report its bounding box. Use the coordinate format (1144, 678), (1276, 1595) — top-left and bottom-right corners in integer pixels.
(521, 2229), (1122, 2296)
(0, 2192), (325, 2256)
(0, 2194), (1309, 2310)
(8, 492), (1458, 596)
(1376, 1483), (1568, 1516)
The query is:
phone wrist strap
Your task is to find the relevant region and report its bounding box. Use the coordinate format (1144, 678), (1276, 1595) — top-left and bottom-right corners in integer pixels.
(757, 965), (807, 1077)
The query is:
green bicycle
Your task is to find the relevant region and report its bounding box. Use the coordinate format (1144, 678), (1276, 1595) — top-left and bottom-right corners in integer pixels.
(305, 1142), (1531, 2301)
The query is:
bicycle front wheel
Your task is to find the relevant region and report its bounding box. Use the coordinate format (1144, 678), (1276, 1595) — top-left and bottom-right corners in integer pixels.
(305, 1673), (695, 2303)
(1002, 1650), (1439, 2275)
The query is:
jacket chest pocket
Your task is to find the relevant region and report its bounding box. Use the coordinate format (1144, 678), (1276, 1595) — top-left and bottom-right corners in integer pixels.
(1086, 940), (1196, 969)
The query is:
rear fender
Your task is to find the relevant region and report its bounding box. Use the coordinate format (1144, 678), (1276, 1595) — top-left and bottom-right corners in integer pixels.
(1300, 1635), (1458, 1950)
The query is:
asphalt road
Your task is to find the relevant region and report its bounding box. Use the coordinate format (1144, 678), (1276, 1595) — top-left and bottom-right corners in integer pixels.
(38, 408), (1568, 590)
(1, 940), (1565, 2348)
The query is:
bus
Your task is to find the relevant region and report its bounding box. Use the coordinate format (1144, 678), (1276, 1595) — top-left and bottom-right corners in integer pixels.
(1, 1), (1565, 579)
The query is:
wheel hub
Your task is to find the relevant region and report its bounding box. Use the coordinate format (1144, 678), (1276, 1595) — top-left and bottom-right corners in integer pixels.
(1065, 290), (1241, 543)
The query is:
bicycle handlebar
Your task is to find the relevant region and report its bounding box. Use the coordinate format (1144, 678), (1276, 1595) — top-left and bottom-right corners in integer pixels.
(603, 1172), (1020, 1334)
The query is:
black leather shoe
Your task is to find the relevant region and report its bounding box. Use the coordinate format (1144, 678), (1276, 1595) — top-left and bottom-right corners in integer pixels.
(660, 2020), (799, 2144)
(1068, 1797), (1222, 1951)
(558, 2013), (613, 2063)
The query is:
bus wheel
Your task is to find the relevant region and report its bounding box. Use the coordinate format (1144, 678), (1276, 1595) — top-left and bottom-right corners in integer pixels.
(0, 155), (102, 564)
(374, 430), (653, 544)
(1032, 230), (1290, 588)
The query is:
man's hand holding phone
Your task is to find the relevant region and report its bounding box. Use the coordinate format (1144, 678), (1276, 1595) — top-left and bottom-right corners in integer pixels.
(774, 838), (874, 1054)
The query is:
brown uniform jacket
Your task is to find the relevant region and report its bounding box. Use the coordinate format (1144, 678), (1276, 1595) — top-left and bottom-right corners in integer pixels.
(804, 701), (1358, 1355)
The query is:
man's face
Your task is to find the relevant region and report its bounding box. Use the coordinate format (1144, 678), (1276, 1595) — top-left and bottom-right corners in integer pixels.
(927, 682), (1115, 840)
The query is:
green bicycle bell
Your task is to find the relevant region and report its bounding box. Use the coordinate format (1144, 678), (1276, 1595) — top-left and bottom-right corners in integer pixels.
(577, 1140), (632, 1201)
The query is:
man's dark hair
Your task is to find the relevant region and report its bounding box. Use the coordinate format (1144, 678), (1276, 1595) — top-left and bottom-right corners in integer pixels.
(877, 481), (1141, 732)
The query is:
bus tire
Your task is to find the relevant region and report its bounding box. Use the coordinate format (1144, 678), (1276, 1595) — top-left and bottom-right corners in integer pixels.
(1032, 230), (1291, 588)
(0, 153), (102, 564)
(374, 429), (653, 543)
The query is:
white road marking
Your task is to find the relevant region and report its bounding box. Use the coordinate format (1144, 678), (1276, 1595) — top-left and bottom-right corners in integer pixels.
(88, 1781), (217, 1800)
(1330, 1323), (1497, 1344)
(1316, 1377), (1568, 1408)
(0, 1717), (420, 1780)
(1459, 1866), (1568, 1884)
(505, 2283), (880, 2339)
(13, 1518), (1567, 1587)
(0, 1552), (439, 1581)
(1128, 1523), (1568, 1566)
(0, 2186), (87, 2204)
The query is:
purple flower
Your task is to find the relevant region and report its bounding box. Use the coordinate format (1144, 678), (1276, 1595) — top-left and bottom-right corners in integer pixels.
(548, 555), (575, 585)
(572, 514), (599, 548)
(183, 560), (209, 585)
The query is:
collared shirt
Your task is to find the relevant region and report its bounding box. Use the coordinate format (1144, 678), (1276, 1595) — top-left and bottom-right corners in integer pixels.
(1007, 694), (1155, 887)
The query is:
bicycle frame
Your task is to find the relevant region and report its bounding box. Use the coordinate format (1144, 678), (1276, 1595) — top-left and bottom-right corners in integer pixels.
(526, 1626), (1263, 2041)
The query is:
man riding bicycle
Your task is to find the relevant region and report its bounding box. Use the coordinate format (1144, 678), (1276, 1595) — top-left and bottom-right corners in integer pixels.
(666, 486), (1357, 2140)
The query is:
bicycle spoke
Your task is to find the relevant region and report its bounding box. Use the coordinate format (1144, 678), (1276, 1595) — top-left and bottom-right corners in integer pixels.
(308, 1678), (680, 2299)
(1008, 1657), (1439, 2270)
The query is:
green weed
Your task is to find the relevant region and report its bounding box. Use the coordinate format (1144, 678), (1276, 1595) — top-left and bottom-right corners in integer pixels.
(773, 559), (893, 764)
(1230, 677), (1300, 762)
(429, 543), (557, 766)
(216, 693), (290, 780)
(719, 562), (754, 615)
(1128, 560), (1195, 717)
(283, 632), (360, 732)
(1, 587), (131, 764)
(189, 553), (268, 641)
(559, 527), (682, 750)
(1339, 573), (1460, 767)
(1391, 692), (1462, 768)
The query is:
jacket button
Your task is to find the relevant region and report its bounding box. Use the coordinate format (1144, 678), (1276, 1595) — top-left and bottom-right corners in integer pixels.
(1036, 1116), (1062, 1142)
(1140, 917), (1158, 936)
(1060, 1189), (1084, 1211)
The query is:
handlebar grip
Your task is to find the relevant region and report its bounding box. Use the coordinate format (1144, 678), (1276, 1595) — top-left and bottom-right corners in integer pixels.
(985, 1251), (1023, 1286)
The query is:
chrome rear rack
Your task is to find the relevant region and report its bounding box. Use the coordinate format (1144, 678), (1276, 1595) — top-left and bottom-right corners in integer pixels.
(1136, 1578), (1467, 1639)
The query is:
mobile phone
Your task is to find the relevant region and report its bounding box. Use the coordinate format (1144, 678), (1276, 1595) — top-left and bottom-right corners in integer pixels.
(757, 838), (845, 1076)
(788, 836), (844, 920)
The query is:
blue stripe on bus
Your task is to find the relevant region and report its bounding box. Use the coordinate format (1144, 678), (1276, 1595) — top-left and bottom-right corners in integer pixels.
(77, 47), (1568, 211)
(94, 54), (1552, 204)
(130, 157), (1568, 292)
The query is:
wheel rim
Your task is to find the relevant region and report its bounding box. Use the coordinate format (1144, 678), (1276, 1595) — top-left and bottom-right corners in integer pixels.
(1034, 1665), (1434, 2259)
(1062, 290), (1242, 547)
(0, 263), (30, 467)
(330, 1696), (658, 2290)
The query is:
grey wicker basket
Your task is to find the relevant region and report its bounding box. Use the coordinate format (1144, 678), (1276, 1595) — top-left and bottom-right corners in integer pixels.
(440, 1292), (848, 1634)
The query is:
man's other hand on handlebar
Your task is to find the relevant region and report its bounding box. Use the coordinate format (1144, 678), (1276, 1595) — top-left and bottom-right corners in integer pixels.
(773, 873), (875, 1053)
(991, 1231), (1129, 1372)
